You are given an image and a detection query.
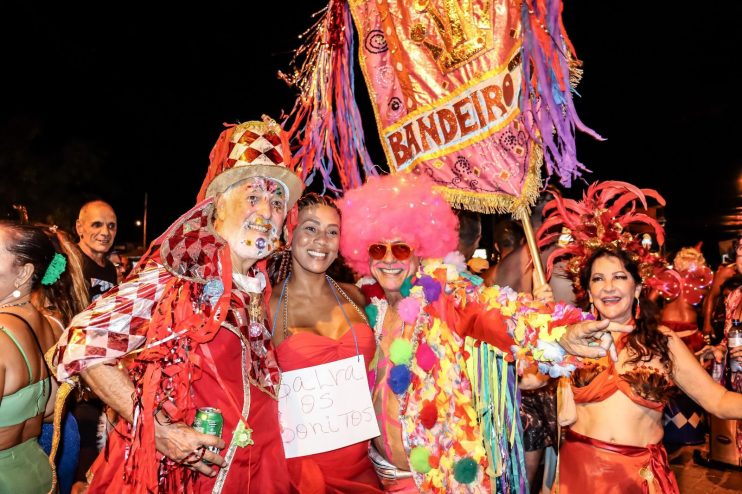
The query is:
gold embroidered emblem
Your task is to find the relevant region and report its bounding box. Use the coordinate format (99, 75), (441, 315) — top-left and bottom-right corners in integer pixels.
(411, 0), (491, 72)
(639, 466), (654, 481)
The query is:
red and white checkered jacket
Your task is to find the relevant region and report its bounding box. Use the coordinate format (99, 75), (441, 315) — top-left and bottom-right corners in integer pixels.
(56, 259), (172, 381)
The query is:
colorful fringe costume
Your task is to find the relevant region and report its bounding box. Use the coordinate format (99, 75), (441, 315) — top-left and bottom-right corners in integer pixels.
(54, 118), (304, 493)
(340, 174), (583, 493)
(55, 202), (288, 493)
(366, 258), (585, 493)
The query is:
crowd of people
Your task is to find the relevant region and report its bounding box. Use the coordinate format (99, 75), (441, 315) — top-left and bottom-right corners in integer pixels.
(3, 116), (742, 494)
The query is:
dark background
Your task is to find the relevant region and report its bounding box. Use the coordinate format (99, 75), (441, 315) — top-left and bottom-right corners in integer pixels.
(1, 3), (740, 264)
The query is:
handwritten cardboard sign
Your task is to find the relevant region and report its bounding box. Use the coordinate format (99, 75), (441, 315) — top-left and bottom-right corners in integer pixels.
(278, 355), (380, 458)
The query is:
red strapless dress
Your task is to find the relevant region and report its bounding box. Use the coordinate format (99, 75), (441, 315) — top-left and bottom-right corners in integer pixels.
(276, 323), (382, 494)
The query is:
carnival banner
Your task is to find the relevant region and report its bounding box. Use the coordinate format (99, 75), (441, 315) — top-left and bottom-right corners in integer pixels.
(349, 0), (539, 212)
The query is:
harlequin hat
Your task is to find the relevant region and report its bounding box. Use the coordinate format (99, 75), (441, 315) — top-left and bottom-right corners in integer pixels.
(197, 116), (304, 208)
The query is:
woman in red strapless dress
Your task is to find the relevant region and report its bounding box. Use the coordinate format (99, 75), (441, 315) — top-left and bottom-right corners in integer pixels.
(268, 193), (382, 494)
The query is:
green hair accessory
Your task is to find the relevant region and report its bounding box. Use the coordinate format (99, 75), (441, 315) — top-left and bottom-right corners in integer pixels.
(41, 253), (67, 286)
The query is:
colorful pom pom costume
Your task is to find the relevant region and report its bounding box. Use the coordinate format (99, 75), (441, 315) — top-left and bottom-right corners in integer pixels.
(339, 174), (585, 493)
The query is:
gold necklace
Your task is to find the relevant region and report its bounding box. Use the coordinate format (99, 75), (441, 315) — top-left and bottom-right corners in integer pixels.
(325, 275), (367, 323)
(0, 299), (30, 310)
(282, 275), (291, 339)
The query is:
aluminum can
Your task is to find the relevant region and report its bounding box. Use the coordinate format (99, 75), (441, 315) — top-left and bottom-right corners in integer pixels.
(192, 407), (223, 459)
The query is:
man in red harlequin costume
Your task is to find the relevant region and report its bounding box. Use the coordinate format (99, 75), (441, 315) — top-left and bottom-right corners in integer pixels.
(54, 117), (303, 493)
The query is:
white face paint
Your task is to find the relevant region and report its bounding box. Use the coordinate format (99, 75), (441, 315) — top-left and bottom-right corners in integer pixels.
(214, 177), (287, 266)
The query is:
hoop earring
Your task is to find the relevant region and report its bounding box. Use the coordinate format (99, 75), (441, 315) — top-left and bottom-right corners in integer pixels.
(634, 297), (641, 319)
(588, 296), (598, 318)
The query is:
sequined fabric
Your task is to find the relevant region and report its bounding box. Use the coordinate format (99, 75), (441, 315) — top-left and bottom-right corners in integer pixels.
(348, 0), (541, 212)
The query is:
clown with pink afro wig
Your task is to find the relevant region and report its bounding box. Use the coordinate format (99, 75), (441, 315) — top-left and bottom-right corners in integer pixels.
(338, 173), (459, 276)
(335, 174), (609, 493)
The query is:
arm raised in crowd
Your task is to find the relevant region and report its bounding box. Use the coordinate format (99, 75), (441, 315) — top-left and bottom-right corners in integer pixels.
(668, 329), (742, 420)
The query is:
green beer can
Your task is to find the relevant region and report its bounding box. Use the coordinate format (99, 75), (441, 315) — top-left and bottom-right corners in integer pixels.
(193, 407), (223, 459)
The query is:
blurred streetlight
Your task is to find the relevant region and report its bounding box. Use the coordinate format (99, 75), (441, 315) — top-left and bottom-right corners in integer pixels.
(135, 193), (149, 251)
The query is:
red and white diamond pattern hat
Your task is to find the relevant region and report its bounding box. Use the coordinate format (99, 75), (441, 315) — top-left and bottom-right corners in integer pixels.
(197, 116), (304, 207)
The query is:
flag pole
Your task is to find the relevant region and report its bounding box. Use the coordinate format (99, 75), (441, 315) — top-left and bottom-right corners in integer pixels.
(142, 192), (148, 251)
(521, 213), (547, 288)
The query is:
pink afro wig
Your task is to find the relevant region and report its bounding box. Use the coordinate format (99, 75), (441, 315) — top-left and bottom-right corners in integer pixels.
(338, 174), (459, 276)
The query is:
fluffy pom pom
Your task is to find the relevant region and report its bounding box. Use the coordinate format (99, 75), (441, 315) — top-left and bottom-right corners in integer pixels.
(388, 364), (412, 394)
(397, 296), (421, 324)
(389, 338), (414, 365)
(339, 174), (459, 276)
(358, 278), (386, 301)
(443, 251), (467, 272)
(409, 447), (432, 473)
(453, 457), (478, 484)
(415, 342), (437, 372)
(400, 277), (413, 297)
(419, 401), (438, 429)
(364, 304), (378, 328)
(415, 275), (441, 302)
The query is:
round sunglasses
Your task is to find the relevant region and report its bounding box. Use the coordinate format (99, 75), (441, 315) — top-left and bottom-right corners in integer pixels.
(367, 242), (414, 261)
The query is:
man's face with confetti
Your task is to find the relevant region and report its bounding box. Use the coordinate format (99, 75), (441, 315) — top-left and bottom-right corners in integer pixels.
(214, 177), (286, 271)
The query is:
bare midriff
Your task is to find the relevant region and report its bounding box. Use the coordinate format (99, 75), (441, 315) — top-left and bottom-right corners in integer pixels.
(662, 298), (699, 325)
(572, 392), (664, 447)
(0, 414), (42, 451)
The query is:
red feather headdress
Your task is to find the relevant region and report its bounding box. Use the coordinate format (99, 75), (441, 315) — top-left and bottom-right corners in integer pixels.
(537, 181), (669, 299)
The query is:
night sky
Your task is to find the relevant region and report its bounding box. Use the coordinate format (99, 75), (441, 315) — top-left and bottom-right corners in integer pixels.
(1, 3), (740, 263)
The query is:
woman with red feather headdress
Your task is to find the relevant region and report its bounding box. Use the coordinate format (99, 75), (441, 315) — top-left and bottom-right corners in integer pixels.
(538, 181), (742, 493)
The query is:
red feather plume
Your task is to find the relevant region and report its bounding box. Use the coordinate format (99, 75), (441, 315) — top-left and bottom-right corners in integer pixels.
(537, 181), (670, 299)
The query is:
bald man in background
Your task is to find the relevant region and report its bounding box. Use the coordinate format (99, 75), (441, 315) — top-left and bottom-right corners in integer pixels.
(72, 200), (119, 493)
(76, 200), (118, 301)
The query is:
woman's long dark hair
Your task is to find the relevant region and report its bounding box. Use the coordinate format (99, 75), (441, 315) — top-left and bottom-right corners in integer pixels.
(267, 193), (355, 285)
(1, 221), (88, 324)
(580, 247), (672, 371)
